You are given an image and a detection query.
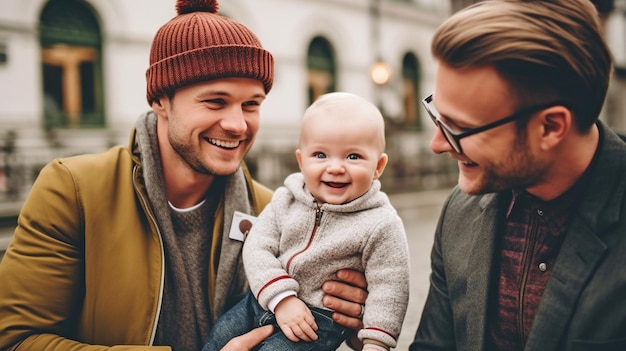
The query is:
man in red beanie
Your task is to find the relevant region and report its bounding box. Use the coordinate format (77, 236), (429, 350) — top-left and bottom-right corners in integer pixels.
(0, 0), (368, 350)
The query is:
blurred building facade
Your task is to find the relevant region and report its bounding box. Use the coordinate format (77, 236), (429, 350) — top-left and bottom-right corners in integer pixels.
(0, 0), (457, 208)
(1, 0), (625, 210)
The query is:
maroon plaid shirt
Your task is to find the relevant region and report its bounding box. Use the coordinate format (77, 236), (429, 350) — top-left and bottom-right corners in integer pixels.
(488, 182), (586, 350)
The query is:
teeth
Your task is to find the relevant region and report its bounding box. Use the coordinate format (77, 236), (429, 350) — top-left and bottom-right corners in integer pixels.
(208, 138), (239, 149)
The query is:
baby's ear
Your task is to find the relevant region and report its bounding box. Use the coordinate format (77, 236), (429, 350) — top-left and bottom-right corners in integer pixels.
(374, 153), (389, 179)
(295, 149), (303, 169)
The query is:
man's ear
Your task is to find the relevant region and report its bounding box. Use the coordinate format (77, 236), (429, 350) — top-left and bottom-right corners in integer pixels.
(373, 153), (389, 180)
(537, 105), (571, 151)
(151, 96), (168, 116)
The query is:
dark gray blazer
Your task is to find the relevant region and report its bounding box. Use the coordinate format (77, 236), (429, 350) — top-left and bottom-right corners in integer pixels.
(410, 121), (626, 351)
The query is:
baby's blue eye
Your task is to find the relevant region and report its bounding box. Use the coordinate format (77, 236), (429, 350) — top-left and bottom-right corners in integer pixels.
(314, 152), (327, 159)
(347, 154), (360, 160)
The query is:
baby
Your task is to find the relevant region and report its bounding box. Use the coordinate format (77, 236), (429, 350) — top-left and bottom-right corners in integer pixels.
(203, 92), (410, 351)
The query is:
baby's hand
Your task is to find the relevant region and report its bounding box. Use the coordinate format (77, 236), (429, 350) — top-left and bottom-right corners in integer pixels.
(274, 295), (318, 342)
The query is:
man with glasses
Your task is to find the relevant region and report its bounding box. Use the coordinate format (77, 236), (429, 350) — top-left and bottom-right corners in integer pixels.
(410, 0), (626, 350)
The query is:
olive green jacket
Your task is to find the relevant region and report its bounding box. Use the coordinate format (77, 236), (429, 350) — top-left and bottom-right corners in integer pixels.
(0, 129), (273, 350)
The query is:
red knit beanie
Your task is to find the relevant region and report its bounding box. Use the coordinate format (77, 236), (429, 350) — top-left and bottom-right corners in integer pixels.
(146, 0), (274, 104)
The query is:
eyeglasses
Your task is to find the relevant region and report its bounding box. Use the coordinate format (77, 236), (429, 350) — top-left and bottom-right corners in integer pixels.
(422, 94), (563, 154)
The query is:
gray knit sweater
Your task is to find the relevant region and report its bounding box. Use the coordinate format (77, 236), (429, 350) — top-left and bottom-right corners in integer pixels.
(242, 172), (410, 348)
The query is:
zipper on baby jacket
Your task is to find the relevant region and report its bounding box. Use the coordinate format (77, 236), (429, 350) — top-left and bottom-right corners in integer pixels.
(286, 206), (324, 272)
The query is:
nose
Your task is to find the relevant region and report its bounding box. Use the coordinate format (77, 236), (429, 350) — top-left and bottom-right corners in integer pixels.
(220, 107), (247, 134)
(430, 128), (453, 155)
(326, 159), (346, 174)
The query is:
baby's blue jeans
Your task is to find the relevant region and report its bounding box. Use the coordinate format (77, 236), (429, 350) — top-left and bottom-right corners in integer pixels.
(202, 290), (348, 351)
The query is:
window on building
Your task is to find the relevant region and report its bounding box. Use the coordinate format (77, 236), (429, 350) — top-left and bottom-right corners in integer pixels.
(39, 0), (104, 129)
(307, 36), (336, 105)
(401, 52), (422, 130)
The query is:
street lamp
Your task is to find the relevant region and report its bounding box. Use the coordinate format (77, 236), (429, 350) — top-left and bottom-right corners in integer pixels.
(370, 59), (391, 86)
(369, 0), (391, 115)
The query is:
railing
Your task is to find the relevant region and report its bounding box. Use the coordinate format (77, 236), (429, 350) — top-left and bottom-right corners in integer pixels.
(0, 129), (53, 205)
(0, 130), (18, 202)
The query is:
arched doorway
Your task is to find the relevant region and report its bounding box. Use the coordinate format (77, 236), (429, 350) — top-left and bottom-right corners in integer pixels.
(306, 36), (336, 105)
(401, 52), (422, 130)
(39, 0), (104, 128)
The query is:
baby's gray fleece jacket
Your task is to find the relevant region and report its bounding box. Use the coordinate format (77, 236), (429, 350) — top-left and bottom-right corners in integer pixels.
(242, 172), (410, 348)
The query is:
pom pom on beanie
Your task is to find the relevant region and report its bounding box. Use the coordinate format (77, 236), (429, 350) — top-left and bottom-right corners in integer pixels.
(146, 0), (274, 104)
(176, 0), (218, 15)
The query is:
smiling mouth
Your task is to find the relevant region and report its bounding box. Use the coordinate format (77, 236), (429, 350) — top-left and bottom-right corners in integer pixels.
(454, 156), (476, 166)
(207, 138), (240, 149)
(323, 182), (348, 188)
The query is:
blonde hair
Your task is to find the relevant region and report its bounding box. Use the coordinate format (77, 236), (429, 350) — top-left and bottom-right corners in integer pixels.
(432, 0), (614, 131)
